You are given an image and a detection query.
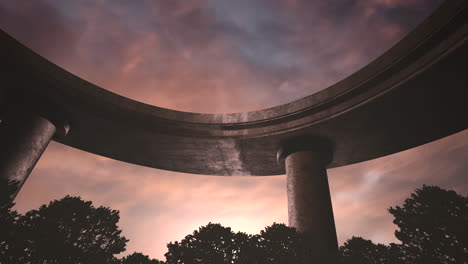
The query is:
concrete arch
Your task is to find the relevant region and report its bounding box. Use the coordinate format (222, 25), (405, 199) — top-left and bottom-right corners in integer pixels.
(1, 0), (467, 177)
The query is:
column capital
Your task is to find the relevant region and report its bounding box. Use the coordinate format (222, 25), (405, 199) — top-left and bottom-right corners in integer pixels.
(277, 135), (334, 166)
(2, 99), (70, 138)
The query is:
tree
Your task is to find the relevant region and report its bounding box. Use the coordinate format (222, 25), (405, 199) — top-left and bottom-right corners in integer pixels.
(0, 179), (18, 250)
(121, 252), (165, 264)
(0, 179), (28, 263)
(389, 185), (468, 263)
(339, 236), (401, 264)
(164, 222), (250, 264)
(19, 195), (129, 264)
(253, 223), (301, 264)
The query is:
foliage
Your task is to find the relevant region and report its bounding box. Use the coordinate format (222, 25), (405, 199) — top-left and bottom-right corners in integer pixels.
(165, 222), (305, 264)
(165, 222), (250, 264)
(0, 195), (129, 264)
(19, 196), (128, 263)
(253, 223), (301, 264)
(121, 252), (165, 264)
(389, 185), (468, 264)
(0, 179), (26, 263)
(1, 183), (467, 263)
(339, 185), (468, 264)
(339, 236), (401, 264)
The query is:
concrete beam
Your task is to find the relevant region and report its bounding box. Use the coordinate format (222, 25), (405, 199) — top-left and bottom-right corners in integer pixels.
(0, 0), (467, 176)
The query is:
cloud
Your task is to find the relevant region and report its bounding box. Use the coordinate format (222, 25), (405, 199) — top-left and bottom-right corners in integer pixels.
(0, 0), (443, 113)
(0, 0), (85, 64)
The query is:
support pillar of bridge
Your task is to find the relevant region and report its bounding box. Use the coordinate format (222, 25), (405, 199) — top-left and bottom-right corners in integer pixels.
(278, 136), (338, 263)
(0, 111), (58, 205)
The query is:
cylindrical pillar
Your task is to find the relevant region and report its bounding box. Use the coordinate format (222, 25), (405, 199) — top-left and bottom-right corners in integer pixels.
(278, 136), (338, 263)
(0, 111), (56, 203)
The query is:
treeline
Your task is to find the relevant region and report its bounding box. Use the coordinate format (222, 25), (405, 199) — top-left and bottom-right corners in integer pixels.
(0, 184), (466, 263)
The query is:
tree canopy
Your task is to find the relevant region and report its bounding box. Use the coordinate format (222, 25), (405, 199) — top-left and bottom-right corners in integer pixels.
(1, 184), (466, 263)
(21, 196), (129, 263)
(0, 195), (131, 264)
(339, 236), (400, 264)
(340, 185), (467, 264)
(0, 179), (24, 263)
(389, 185), (468, 263)
(253, 223), (301, 264)
(121, 252), (165, 264)
(165, 222), (307, 264)
(165, 222), (250, 264)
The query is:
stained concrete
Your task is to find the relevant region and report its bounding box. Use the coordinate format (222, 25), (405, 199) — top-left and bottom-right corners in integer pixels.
(0, 0), (467, 176)
(285, 150), (338, 263)
(0, 111), (56, 199)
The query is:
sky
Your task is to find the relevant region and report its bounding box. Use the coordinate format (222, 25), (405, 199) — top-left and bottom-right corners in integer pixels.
(1, 0), (467, 260)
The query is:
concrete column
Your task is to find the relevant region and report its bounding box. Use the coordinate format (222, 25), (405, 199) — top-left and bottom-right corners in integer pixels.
(278, 136), (338, 263)
(0, 111), (56, 203)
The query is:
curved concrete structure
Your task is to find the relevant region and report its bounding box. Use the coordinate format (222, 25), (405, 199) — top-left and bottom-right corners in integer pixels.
(1, 0), (468, 177)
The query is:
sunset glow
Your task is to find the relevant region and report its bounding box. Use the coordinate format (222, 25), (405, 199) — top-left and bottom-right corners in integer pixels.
(2, 0), (467, 260)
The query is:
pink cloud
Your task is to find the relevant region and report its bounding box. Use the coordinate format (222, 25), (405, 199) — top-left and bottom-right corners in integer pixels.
(2, 0), (437, 114)
(373, 0), (428, 8)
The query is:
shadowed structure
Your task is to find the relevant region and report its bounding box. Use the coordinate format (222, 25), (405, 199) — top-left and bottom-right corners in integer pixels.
(1, 0), (468, 262)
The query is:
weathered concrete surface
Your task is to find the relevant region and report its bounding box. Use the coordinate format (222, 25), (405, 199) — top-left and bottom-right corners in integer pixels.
(0, 0), (467, 176)
(0, 112), (56, 199)
(285, 151), (338, 263)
